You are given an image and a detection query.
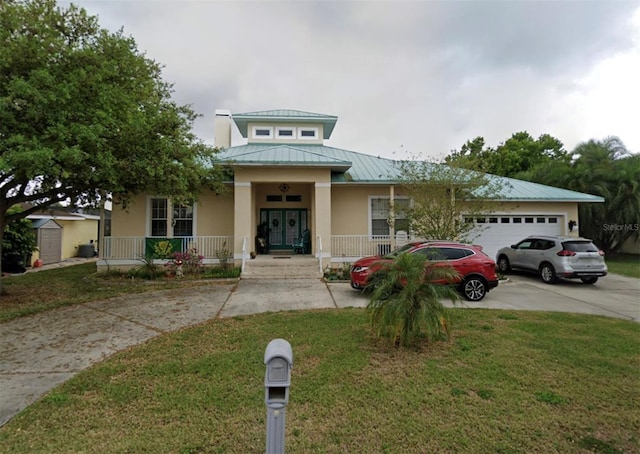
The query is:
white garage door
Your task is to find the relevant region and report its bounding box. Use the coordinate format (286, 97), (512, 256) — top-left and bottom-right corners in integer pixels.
(468, 215), (563, 260)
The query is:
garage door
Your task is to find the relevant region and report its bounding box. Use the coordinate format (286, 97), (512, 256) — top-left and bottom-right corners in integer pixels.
(467, 215), (563, 260)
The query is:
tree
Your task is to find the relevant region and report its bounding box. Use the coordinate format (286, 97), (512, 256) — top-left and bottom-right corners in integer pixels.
(564, 137), (640, 253)
(446, 132), (570, 178)
(0, 1), (226, 285)
(396, 158), (507, 242)
(366, 252), (460, 348)
(2, 206), (38, 272)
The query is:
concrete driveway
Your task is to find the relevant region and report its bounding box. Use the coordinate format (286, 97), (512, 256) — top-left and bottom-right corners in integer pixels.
(1, 273), (638, 427)
(470, 272), (640, 321)
(328, 272), (640, 321)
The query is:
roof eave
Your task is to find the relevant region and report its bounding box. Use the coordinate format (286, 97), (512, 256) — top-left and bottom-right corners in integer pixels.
(491, 198), (605, 203)
(224, 162), (352, 172)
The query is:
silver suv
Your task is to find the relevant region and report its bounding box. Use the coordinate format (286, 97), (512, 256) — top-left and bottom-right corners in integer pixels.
(496, 236), (607, 284)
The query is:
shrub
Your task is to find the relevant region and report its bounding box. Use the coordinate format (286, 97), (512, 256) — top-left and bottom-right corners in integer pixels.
(165, 247), (204, 276)
(215, 242), (233, 270)
(366, 252), (461, 347)
(323, 263), (352, 281)
(129, 254), (163, 280)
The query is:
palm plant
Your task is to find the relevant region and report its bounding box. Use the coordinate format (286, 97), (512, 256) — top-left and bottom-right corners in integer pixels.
(366, 251), (461, 348)
(567, 138), (640, 253)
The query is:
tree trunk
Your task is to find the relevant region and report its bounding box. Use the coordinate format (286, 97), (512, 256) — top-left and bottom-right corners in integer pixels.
(0, 215), (5, 296)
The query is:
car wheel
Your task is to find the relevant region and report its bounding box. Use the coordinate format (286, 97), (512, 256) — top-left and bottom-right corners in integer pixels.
(580, 277), (598, 284)
(497, 255), (511, 273)
(462, 277), (487, 302)
(539, 263), (557, 284)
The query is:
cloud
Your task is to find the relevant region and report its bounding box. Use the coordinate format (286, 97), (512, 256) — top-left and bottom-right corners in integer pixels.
(62, 0), (640, 157)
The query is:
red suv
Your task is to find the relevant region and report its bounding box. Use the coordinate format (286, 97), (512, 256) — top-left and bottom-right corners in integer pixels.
(350, 241), (499, 301)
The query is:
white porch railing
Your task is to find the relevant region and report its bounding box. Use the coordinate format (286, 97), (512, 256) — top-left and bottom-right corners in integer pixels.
(330, 234), (417, 262)
(317, 235), (323, 274)
(101, 234), (416, 264)
(101, 236), (234, 261)
(241, 236), (248, 274)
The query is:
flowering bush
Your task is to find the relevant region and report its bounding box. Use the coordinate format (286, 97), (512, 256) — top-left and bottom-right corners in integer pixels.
(165, 247), (204, 276)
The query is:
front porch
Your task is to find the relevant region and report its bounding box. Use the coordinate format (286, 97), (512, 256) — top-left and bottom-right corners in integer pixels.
(97, 234), (414, 271)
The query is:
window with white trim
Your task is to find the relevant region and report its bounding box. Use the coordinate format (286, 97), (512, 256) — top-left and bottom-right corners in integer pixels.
(371, 197), (410, 236)
(151, 198), (168, 237)
(173, 204), (193, 237)
(298, 127), (318, 139)
(252, 126), (273, 139)
(276, 127), (295, 138)
(149, 198), (194, 237)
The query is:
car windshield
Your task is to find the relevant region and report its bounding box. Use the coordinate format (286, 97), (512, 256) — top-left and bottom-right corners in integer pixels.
(383, 243), (415, 258)
(563, 241), (598, 253)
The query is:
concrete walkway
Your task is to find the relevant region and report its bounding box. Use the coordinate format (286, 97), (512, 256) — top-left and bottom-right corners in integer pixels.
(1, 274), (638, 427)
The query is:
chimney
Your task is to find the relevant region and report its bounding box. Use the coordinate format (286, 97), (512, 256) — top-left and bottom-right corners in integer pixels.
(214, 109), (231, 149)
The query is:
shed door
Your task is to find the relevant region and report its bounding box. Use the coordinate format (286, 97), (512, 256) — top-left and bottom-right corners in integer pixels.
(39, 227), (62, 264)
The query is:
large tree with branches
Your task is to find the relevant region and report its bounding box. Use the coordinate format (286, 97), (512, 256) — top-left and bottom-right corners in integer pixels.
(396, 158), (507, 242)
(0, 0), (226, 283)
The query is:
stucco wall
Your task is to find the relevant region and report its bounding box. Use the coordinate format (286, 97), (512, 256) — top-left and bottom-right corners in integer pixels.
(110, 189), (235, 238)
(109, 183), (581, 241)
(331, 185), (402, 235)
(235, 167), (330, 183)
(110, 193), (147, 237)
(196, 190), (234, 236)
(56, 219), (99, 259)
(330, 186), (580, 237)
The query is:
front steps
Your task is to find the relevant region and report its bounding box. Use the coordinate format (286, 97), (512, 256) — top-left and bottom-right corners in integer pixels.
(242, 254), (323, 279)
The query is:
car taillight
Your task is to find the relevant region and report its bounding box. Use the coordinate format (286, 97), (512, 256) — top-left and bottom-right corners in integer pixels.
(557, 250), (576, 257)
(598, 250), (605, 256)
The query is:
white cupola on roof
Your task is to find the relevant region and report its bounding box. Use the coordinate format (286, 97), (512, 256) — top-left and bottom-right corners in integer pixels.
(230, 109), (338, 145)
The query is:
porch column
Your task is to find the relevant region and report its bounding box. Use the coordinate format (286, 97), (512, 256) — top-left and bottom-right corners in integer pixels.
(314, 182), (331, 260)
(389, 185), (395, 250)
(234, 181), (252, 263)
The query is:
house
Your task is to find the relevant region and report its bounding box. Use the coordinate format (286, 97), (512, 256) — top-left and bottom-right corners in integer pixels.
(100, 109), (604, 271)
(27, 209), (101, 265)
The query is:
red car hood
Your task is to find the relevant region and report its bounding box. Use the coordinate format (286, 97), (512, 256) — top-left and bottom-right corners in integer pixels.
(353, 255), (387, 267)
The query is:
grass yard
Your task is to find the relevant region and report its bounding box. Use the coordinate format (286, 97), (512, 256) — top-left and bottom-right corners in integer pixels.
(606, 254), (640, 279)
(1, 309), (638, 453)
(0, 263), (239, 322)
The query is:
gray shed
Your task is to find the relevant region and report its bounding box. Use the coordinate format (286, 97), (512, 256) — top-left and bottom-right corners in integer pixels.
(32, 219), (62, 265)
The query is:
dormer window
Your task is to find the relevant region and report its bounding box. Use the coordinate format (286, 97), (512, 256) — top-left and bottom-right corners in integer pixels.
(276, 127), (295, 139)
(299, 127), (318, 139)
(252, 126), (273, 139)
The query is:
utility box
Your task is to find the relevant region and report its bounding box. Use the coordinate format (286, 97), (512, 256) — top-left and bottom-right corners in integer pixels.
(77, 244), (95, 258)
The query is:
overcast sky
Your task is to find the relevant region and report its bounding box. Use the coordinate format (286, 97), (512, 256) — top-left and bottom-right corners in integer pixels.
(64, 0), (640, 160)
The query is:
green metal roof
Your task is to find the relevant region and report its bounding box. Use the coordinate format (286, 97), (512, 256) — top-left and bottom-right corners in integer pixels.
(231, 109), (338, 139)
(218, 144), (351, 171)
(217, 144), (604, 202)
(488, 175), (605, 202)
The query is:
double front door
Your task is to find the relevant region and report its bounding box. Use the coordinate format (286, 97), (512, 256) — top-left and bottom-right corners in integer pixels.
(260, 209), (307, 250)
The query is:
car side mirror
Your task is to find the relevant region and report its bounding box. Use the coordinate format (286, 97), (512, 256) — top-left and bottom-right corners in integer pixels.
(510, 245), (517, 249)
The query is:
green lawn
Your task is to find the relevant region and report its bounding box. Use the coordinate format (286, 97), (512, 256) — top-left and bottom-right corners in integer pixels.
(1, 309), (638, 453)
(607, 254), (640, 279)
(0, 263), (239, 322)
